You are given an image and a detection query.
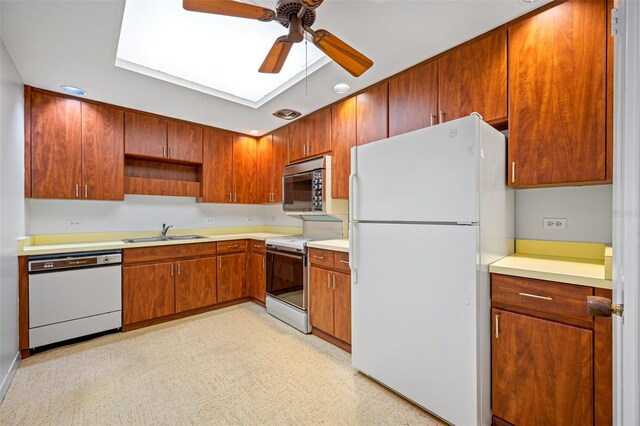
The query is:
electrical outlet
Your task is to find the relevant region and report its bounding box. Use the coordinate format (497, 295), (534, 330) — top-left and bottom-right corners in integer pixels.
(246, 217), (253, 223)
(66, 219), (83, 228)
(205, 217), (215, 225)
(543, 218), (567, 230)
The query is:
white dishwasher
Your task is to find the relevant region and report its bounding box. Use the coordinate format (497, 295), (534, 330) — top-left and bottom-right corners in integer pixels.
(28, 250), (122, 349)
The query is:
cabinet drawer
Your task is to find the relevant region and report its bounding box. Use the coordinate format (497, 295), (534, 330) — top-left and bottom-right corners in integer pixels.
(217, 240), (247, 254)
(491, 274), (593, 322)
(309, 248), (334, 268)
(334, 252), (351, 272)
(250, 241), (266, 253)
(123, 242), (216, 265)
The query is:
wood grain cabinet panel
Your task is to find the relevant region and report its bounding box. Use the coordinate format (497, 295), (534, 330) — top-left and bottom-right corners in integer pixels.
(357, 83), (389, 145)
(248, 251), (266, 302)
(123, 262), (175, 325)
(271, 126), (289, 203)
(175, 257), (216, 312)
(167, 120), (203, 163)
(307, 108), (332, 156)
(256, 134), (273, 204)
(217, 253), (246, 303)
(201, 128), (234, 203)
(438, 30), (507, 125)
(31, 91), (82, 199)
(331, 97), (356, 199)
(81, 103), (124, 201)
(233, 135), (258, 204)
(309, 266), (334, 335)
(492, 308), (593, 426)
(508, 0), (607, 186)
(124, 111), (167, 159)
(333, 271), (351, 344)
(389, 61), (438, 137)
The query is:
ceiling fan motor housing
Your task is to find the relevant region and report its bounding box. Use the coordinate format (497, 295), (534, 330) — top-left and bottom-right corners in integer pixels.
(276, 0), (316, 28)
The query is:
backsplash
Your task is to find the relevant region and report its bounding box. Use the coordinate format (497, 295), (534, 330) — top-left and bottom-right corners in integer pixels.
(27, 195), (300, 234)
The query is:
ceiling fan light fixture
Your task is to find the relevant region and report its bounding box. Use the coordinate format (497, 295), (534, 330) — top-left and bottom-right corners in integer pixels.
(333, 83), (351, 94)
(273, 108), (302, 120)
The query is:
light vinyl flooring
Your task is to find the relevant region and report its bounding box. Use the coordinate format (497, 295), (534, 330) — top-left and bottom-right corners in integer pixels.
(0, 303), (443, 425)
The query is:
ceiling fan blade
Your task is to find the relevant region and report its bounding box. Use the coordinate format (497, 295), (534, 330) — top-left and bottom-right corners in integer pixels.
(301, 0), (324, 9)
(183, 0), (276, 22)
(259, 36), (293, 74)
(311, 30), (373, 77)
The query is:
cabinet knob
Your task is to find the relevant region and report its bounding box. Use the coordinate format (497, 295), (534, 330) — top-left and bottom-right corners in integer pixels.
(587, 296), (624, 317)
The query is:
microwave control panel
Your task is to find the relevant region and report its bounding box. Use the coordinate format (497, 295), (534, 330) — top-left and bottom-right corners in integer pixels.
(312, 170), (323, 211)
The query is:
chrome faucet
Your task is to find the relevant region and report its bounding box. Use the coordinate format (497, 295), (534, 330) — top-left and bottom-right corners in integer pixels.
(161, 223), (173, 237)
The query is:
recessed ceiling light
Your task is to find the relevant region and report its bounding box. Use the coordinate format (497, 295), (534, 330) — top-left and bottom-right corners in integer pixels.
(520, 0), (539, 3)
(249, 130), (259, 136)
(60, 85), (86, 96)
(333, 83), (351, 94)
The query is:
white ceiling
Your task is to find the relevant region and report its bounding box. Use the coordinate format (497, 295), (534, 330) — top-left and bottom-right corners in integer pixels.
(0, 0), (550, 136)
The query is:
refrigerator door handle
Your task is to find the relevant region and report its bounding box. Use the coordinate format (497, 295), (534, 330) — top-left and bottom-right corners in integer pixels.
(349, 222), (358, 283)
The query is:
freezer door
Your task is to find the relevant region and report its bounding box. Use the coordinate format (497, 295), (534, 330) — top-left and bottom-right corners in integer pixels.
(351, 222), (485, 426)
(352, 116), (484, 223)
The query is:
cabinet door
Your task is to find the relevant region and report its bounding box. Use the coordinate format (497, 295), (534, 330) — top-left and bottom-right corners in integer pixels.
(124, 111), (167, 159)
(331, 97), (356, 199)
(508, 0), (606, 186)
(31, 91), (82, 199)
(217, 253), (246, 303)
(256, 134), (273, 204)
(81, 103), (124, 200)
(233, 135), (258, 204)
(123, 262), (175, 325)
(201, 128), (233, 203)
(175, 257), (216, 312)
(356, 83), (388, 145)
(167, 120), (203, 163)
(249, 252), (266, 302)
(307, 108), (331, 156)
(333, 271), (351, 344)
(309, 267), (334, 335)
(492, 309), (593, 426)
(271, 126), (289, 202)
(389, 61), (438, 137)
(438, 31), (507, 125)
(288, 118), (306, 162)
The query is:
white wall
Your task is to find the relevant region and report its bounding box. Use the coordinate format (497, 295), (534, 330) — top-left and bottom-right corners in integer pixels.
(515, 185), (613, 244)
(0, 40), (26, 400)
(28, 196), (301, 234)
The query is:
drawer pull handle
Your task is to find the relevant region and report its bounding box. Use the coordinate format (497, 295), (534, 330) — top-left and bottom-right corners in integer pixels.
(313, 255), (325, 259)
(254, 244), (263, 248)
(518, 292), (553, 301)
(339, 259), (349, 264)
(227, 245), (239, 248)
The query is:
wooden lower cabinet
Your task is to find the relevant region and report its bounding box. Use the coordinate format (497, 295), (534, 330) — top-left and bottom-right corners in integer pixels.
(123, 262), (175, 325)
(248, 251), (266, 303)
(175, 257), (216, 312)
(217, 253), (246, 303)
(492, 308), (593, 426)
(309, 266), (351, 345)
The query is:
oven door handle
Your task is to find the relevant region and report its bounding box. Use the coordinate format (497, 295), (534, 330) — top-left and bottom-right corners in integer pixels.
(266, 250), (306, 260)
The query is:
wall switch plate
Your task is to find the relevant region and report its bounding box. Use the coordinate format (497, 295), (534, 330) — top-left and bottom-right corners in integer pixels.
(66, 219), (83, 228)
(205, 217), (215, 225)
(543, 218), (567, 230)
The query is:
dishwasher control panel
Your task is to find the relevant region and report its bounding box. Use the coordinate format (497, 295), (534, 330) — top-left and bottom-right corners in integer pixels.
(28, 251), (122, 272)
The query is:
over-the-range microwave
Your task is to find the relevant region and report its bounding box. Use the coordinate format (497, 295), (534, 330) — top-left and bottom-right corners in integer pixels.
(282, 156), (347, 219)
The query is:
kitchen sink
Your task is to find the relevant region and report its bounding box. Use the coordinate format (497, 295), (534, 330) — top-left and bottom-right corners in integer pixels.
(123, 235), (207, 244)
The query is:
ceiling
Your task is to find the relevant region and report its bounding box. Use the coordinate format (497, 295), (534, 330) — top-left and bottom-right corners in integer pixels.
(0, 0), (550, 136)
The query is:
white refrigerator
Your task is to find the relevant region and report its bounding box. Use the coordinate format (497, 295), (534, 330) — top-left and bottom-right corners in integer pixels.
(349, 115), (514, 425)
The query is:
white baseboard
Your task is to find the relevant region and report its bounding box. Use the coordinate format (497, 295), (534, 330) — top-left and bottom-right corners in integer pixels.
(0, 352), (20, 404)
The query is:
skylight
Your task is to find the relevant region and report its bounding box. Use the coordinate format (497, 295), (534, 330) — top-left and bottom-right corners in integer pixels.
(116, 0), (330, 108)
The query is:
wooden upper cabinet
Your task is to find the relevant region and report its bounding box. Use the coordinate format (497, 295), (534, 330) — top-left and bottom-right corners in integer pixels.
(81, 103), (124, 201)
(256, 134), (273, 204)
(124, 111), (167, 159)
(288, 118), (306, 163)
(492, 308), (593, 426)
(307, 108), (331, 157)
(508, 0), (607, 187)
(167, 120), (203, 163)
(233, 135), (258, 204)
(175, 257), (216, 313)
(31, 91), (82, 199)
(331, 97), (356, 199)
(389, 61), (438, 137)
(201, 128), (233, 203)
(123, 262), (175, 325)
(438, 30), (507, 125)
(356, 83), (389, 145)
(271, 126), (289, 203)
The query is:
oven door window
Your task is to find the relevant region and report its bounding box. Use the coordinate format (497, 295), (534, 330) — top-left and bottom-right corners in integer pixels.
(266, 251), (305, 310)
(283, 172), (313, 212)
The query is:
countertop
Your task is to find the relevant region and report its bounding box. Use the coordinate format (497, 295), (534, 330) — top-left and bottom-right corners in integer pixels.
(306, 239), (349, 253)
(489, 240), (612, 290)
(18, 226), (301, 256)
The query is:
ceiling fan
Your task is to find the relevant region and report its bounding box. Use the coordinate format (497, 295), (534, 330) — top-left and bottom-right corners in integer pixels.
(183, 0), (374, 77)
